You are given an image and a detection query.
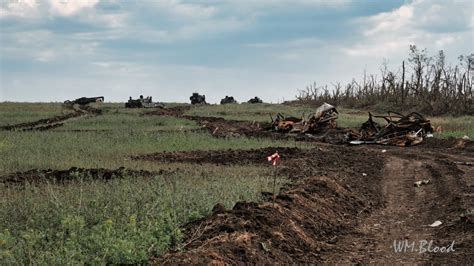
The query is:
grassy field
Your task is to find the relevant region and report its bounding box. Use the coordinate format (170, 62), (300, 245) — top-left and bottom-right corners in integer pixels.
(0, 102), (472, 264)
(0, 102), (300, 264)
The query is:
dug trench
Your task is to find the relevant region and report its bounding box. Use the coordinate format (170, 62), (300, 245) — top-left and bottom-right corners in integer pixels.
(0, 167), (179, 186)
(0, 105), (102, 131)
(140, 143), (473, 264)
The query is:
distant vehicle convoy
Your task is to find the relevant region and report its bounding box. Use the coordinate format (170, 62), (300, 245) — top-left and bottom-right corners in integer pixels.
(63, 94), (264, 106)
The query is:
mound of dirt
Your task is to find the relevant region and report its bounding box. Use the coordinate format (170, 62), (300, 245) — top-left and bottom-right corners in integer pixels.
(0, 167), (164, 185)
(154, 172), (381, 265)
(142, 146), (386, 263)
(143, 106), (191, 117)
(149, 141), (473, 263)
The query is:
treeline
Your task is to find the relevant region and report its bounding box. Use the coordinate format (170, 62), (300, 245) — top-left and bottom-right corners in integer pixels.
(294, 45), (473, 115)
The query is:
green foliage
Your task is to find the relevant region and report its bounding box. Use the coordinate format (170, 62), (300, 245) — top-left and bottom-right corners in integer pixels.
(0, 168), (286, 264)
(0, 101), (471, 263)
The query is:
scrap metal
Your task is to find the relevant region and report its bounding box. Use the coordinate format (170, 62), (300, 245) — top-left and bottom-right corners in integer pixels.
(221, 96), (237, 104)
(190, 93), (207, 105)
(125, 95), (163, 108)
(64, 96), (104, 106)
(271, 103), (338, 133)
(347, 111), (434, 146)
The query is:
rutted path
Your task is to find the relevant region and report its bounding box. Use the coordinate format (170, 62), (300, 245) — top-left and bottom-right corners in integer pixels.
(321, 151), (473, 264)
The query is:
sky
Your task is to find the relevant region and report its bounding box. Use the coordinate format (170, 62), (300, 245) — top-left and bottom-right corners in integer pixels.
(0, 0), (473, 103)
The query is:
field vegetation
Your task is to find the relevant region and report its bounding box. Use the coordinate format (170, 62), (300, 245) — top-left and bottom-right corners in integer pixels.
(0, 102), (472, 264)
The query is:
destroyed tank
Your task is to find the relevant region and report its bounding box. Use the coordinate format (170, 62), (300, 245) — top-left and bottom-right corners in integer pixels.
(248, 97), (263, 104)
(190, 93), (206, 105)
(125, 95), (162, 108)
(64, 96), (104, 106)
(220, 96), (237, 104)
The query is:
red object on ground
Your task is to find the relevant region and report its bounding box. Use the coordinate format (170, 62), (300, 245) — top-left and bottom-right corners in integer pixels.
(266, 151), (280, 166)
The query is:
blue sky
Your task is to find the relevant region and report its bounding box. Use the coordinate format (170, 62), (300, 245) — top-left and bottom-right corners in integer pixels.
(0, 0), (472, 103)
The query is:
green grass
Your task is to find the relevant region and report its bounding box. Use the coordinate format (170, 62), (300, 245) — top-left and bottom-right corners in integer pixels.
(0, 101), (472, 264)
(0, 166), (287, 264)
(0, 102), (67, 125)
(0, 129), (302, 174)
(57, 111), (198, 131)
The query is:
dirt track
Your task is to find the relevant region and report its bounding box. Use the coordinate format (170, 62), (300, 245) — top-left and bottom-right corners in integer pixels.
(0, 105), (102, 131)
(147, 141), (473, 264)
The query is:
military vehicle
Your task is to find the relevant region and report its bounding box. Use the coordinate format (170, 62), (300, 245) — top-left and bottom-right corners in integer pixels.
(125, 95), (163, 108)
(248, 97), (263, 104)
(64, 96), (104, 105)
(190, 93), (207, 104)
(220, 96), (237, 104)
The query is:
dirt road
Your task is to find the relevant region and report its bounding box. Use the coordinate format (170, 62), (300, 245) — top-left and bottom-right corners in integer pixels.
(321, 149), (472, 264)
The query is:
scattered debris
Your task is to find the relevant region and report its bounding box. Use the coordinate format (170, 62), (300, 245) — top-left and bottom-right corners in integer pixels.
(454, 161), (473, 166)
(220, 95), (237, 104)
(271, 102), (338, 133)
(414, 179), (430, 187)
(125, 95), (164, 108)
(248, 97), (263, 104)
(190, 93), (207, 105)
(428, 220), (442, 227)
(64, 96), (104, 106)
(347, 111), (434, 146)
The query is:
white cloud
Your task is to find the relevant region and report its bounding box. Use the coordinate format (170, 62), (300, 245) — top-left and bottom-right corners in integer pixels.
(0, 0), (39, 18)
(344, 0), (473, 58)
(153, 0), (217, 19)
(48, 0), (99, 16)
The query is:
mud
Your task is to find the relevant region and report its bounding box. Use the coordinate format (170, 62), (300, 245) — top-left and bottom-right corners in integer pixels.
(0, 167), (167, 185)
(150, 142), (473, 264)
(0, 106), (102, 131)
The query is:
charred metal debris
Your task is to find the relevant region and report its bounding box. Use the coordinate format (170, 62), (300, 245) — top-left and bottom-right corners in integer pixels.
(346, 111), (434, 146)
(270, 103), (434, 146)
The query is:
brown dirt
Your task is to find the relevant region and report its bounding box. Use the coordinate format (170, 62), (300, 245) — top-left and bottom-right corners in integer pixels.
(0, 167), (168, 185)
(150, 142), (473, 264)
(0, 106), (102, 131)
(143, 105), (191, 116)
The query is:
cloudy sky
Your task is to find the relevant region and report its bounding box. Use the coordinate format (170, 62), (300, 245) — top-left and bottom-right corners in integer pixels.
(0, 0), (472, 103)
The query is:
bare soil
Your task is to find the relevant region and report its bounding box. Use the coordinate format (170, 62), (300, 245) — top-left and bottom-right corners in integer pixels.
(149, 140), (473, 264)
(0, 167), (171, 185)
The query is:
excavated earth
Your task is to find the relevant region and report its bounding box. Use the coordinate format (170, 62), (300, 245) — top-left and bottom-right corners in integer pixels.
(146, 140), (473, 264)
(0, 167), (174, 186)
